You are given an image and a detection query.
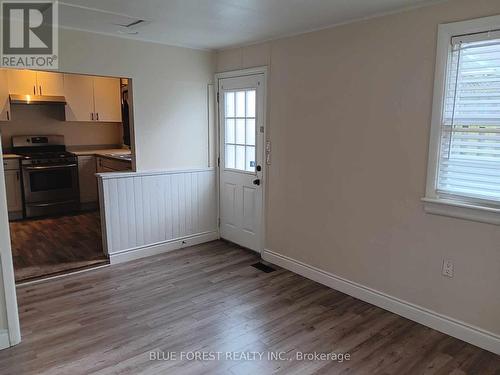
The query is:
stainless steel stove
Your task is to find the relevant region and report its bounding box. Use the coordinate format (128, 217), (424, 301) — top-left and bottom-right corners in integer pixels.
(12, 135), (80, 218)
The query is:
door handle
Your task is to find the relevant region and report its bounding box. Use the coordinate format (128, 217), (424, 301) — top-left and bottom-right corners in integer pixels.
(253, 179), (260, 186)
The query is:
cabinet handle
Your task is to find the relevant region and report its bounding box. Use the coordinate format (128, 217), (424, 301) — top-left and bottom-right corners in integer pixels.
(96, 112), (99, 121)
(39, 86), (42, 96)
(33, 85), (36, 95)
(16, 171), (19, 181)
(91, 113), (94, 121)
(6, 110), (9, 121)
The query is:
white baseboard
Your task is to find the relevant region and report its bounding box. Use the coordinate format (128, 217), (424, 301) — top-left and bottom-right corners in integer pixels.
(109, 231), (219, 264)
(0, 329), (10, 350)
(263, 249), (500, 355)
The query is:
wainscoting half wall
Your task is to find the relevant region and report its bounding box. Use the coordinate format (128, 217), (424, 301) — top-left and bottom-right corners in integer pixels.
(97, 169), (218, 264)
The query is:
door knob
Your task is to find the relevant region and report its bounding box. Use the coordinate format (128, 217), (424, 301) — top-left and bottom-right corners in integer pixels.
(256, 165), (262, 172)
(253, 179), (260, 186)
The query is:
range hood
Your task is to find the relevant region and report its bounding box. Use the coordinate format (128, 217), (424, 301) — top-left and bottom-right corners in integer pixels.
(9, 94), (67, 105)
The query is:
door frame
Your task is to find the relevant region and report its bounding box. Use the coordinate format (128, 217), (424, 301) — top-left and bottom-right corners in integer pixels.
(214, 66), (268, 254)
(0, 143), (21, 349)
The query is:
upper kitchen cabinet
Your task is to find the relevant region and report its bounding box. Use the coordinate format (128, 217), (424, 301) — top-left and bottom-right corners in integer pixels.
(7, 69), (64, 96)
(7, 69), (37, 95)
(93, 77), (122, 122)
(64, 74), (122, 123)
(35, 71), (65, 96)
(64, 74), (95, 122)
(0, 70), (11, 121)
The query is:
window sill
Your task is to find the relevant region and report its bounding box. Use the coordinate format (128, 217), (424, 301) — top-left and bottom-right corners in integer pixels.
(422, 197), (500, 225)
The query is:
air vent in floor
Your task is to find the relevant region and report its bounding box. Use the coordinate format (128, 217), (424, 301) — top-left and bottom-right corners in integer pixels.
(251, 262), (276, 273)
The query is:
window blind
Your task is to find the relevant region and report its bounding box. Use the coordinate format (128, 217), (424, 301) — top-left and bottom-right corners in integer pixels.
(438, 32), (500, 204)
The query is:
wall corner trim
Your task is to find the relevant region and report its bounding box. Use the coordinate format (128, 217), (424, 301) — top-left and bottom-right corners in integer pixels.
(262, 249), (500, 355)
(0, 330), (10, 350)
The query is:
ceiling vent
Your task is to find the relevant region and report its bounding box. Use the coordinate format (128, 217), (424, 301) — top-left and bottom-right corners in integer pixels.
(114, 19), (149, 35)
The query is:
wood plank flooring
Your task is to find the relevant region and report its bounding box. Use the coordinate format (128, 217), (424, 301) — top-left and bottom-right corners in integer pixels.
(0, 240), (497, 374)
(9, 211), (108, 283)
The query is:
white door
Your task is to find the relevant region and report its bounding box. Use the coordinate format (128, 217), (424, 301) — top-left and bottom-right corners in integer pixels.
(93, 76), (122, 122)
(219, 74), (265, 252)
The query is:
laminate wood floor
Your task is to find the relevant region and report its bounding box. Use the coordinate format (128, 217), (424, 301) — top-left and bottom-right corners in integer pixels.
(9, 211), (109, 283)
(0, 240), (497, 374)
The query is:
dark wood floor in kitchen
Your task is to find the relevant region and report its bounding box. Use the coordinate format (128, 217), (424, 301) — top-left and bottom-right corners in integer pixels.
(9, 211), (109, 283)
(0, 240), (497, 375)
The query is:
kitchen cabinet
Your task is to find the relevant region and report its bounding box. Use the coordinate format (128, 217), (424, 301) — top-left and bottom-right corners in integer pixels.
(35, 71), (65, 96)
(65, 74), (122, 122)
(7, 69), (64, 96)
(93, 77), (122, 122)
(7, 69), (37, 95)
(0, 70), (11, 121)
(64, 74), (95, 122)
(77, 155), (98, 205)
(96, 156), (131, 173)
(3, 159), (23, 220)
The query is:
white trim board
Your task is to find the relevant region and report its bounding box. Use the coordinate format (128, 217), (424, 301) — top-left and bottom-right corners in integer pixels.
(262, 249), (500, 355)
(110, 231), (219, 264)
(0, 330), (9, 351)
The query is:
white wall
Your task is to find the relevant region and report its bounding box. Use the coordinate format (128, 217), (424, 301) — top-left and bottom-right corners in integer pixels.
(0, 105), (122, 150)
(57, 29), (215, 171)
(217, 0), (500, 341)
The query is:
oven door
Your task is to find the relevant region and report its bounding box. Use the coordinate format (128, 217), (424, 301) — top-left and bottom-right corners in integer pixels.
(23, 164), (79, 204)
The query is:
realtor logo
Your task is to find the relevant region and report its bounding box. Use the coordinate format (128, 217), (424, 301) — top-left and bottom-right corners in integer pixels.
(1, 0), (58, 68)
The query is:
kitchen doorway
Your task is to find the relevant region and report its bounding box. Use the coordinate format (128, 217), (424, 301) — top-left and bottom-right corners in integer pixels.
(0, 68), (136, 283)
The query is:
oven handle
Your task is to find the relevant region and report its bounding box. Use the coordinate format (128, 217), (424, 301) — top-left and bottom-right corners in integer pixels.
(26, 200), (78, 208)
(24, 164), (77, 171)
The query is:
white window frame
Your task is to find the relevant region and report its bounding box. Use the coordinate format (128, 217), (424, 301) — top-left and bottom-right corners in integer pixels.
(424, 14), (500, 225)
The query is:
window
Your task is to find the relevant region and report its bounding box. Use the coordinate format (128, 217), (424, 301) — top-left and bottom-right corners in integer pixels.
(224, 90), (256, 172)
(425, 16), (500, 224)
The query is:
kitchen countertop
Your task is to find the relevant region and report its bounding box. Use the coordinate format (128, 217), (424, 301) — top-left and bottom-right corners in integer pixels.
(70, 148), (132, 162)
(3, 149), (132, 162)
(2, 154), (21, 159)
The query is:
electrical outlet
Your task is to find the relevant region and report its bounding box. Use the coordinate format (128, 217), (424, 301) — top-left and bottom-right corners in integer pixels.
(442, 259), (454, 278)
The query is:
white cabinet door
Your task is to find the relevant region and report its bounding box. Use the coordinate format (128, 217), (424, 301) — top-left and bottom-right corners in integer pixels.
(93, 76), (122, 122)
(7, 69), (37, 95)
(64, 73), (95, 122)
(4, 170), (22, 212)
(36, 71), (64, 96)
(0, 70), (11, 121)
(78, 156), (98, 203)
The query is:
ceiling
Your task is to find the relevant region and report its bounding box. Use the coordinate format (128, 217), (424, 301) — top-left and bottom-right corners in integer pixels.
(59, 0), (442, 50)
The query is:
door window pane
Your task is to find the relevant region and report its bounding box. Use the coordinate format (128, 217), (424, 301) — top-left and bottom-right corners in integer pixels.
(246, 90), (256, 118)
(225, 92), (235, 117)
(225, 145), (235, 169)
(235, 119), (245, 144)
(246, 146), (256, 172)
(246, 119), (255, 146)
(236, 91), (245, 117)
(224, 89), (259, 173)
(225, 119), (235, 144)
(236, 145), (245, 170)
